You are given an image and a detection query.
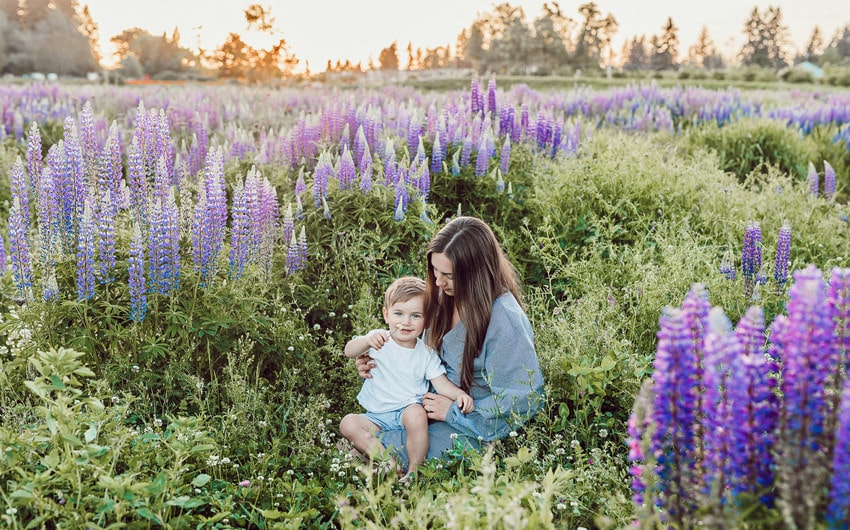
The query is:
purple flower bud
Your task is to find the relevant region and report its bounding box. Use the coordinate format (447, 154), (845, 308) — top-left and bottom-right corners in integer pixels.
(824, 161), (836, 200)
(774, 221), (791, 288)
(808, 162), (819, 197)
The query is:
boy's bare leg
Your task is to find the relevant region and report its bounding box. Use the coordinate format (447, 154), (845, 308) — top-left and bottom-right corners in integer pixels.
(339, 414), (383, 458)
(401, 404), (429, 477)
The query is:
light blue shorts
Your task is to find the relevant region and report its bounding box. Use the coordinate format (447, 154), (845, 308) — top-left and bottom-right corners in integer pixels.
(364, 405), (417, 431)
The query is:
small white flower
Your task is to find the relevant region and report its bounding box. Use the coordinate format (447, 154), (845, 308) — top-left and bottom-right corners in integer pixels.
(313, 323), (321, 330)
(570, 439), (580, 449)
(599, 429), (608, 439)
(338, 471), (345, 477)
(556, 503), (566, 511)
(256, 475), (264, 481)
(221, 457), (231, 464)
(6, 507), (18, 515)
(509, 430), (518, 438)
(329, 311), (336, 317)
(287, 346), (295, 351)
(111, 396), (120, 404)
(258, 421), (267, 428)
(450, 433), (458, 440)
(287, 469), (294, 476)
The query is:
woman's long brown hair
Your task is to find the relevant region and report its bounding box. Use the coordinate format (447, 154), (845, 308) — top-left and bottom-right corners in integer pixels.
(424, 216), (522, 391)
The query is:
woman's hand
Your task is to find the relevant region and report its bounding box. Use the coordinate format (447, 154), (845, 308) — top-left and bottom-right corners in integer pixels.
(422, 392), (454, 421)
(355, 353), (376, 379)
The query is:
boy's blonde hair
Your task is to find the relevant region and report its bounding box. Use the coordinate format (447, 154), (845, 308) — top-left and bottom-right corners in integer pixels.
(384, 276), (426, 308)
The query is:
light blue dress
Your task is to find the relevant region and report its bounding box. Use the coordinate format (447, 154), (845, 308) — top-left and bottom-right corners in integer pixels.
(379, 292), (545, 467)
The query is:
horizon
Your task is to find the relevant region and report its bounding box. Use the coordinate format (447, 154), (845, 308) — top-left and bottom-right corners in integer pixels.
(79, 1), (850, 72)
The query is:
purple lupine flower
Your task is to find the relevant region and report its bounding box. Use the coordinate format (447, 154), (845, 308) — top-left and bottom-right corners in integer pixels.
(827, 379), (850, 528)
(164, 189), (181, 292)
(774, 221), (791, 288)
(728, 307), (777, 506)
(430, 135), (443, 175)
(460, 135), (472, 167)
(486, 78), (497, 116)
(419, 162), (430, 200)
(76, 201), (96, 301)
(700, 308), (734, 502)
(281, 203), (295, 250)
(8, 196), (33, 300)
(470, 78), (480, 116)
(775, 265), (837, 528)
(229, 179), (250, 279)
(96, 189), (116, 284)
(285, 232), (299, 274)
(26, 121), (42, 196)
(321, 197), (332, 221)
(649, 300), (703, 523)
(297, 225), (308, 267)
(354, 124), (368, 167)
(394, 200), (405, 221)
(719, 249), (736, 280)
(742, 221), (762, 299)
(127, 137), (148, 226)
(0, 234), (5, 274)
(79, 101), (97, 174)
(42, 259), (59, 302)
(192, 147), (227, 285)
(128, 223), (147, 322)
(312, 151), (334, 208)
(474, 136), (489, 177)
(337, 146), (356, 190)
(359, 150), (373, 193)
(10, 157), (30, 234)
(808, 162), (819, 197)
(830, 267), (850, 376)
(824, 161), (836, 200)
(295, 167), (307, 200)
(627, 412), (647, 505)
(499, 138), (511, 175)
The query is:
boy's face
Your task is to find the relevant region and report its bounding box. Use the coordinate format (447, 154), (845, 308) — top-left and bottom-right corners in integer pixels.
(382, 294), (425, 349)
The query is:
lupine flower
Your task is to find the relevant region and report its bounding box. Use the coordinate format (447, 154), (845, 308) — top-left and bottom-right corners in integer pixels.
(808, 161), (819, 197)
(394, 200), (405, 221)
(827, 379), (850, 528)
(430, 135), (443, 174)
(128, 223), (147, 322)
(42, 259), (59, 301)
(10, 157), (30, 234)
(460, 135), (472, 167)
(0, 234), (5, 273)
(470, 78), (480, 116)
(742, 221), (762, 299)
(494, 169), (505, 194)
(285, 233), (299, 275)
(96, 189), (116, 284)
(321, 196), (332, 221)
(499, 138), (511, 175)
(824, 161), (836, 200)
(719, 249), (736, 280)
(313, 151), (334, 208)
(699, 307), (735, 502)
(295, 167), (307, 199)
(26, 121), (42, 196)
(451, 149), (461, 176)
(297, 226), (308, 268)
(774, 221), (791, 288)
(282, 203), (294, 246)
(474, 136), (489, 177)
(649, 301), (702, 523)
(8, 196), (33, 300)
(727, 306), (777, 506)
(829, 267), (850, 376)
(229, 180), (250, 279)
(775, 265), (837, 529)
(127, 137), (148, 226)
(487, 78), (497, 116)
(337, 146), (356, 190)
(192, 147), (227, 285)
(359, 151), (373, 193)
(76, 201), (96, 301)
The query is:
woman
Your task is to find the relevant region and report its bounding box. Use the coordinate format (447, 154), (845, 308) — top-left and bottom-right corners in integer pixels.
(355, 216), (545, 468)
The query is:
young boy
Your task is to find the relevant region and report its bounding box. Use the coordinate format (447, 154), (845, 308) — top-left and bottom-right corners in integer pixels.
(339, 276), (474, 478)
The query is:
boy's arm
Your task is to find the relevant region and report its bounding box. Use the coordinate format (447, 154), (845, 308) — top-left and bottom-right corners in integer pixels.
(430, 374), (474, 413)
(344, 329), (390, 358)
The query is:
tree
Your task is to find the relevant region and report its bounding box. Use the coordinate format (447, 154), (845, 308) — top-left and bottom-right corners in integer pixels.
(531, 5), (570, 74)
(740, 6), (789, 69)
(649, 17), (678, 70)
(803, 25), (824, 63)
(572, 2), (617, 71)
(405, 41), (415, 70)
(462, 22), (485, 73)
(622, 35), (649, 71)
(77, 4), (100, 66)
(686, 26), (723, 69)
(378, 41), (399, 70)
(111, 28), (193, 77)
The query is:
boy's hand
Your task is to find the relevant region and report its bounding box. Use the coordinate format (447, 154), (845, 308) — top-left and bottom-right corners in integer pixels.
(456, 393), (475, 414)
(365, 329), (389, 350)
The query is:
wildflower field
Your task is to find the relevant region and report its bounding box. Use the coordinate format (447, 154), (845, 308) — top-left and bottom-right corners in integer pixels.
(1, 77), (849, 529)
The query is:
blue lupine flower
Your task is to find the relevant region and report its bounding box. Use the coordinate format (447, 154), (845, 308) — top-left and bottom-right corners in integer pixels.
(460, 135), (472, 167)
(430, 135), (443, 175)
(76, 201), (96, 301)
(192, 147), (227, 285)
(827, 378), (850, 528)
(719, 249), (736, 280)
(808, 161), (819, 197)
(700, 307), (734, 501)
(824, 161), (836, 200)
(8, 196), (33, 300)
(774, 221), (791, 288)
(79, 101), (97, 171)
(295, 167), (307, 199)
(775, 266), (837, 523)
(474, 136), (489, 177)
(10, 157), (30, 234)
(128, 223), (147, 322)
(0, 233), (5, 274)
(26, 121), (42, 196)
(359, 151), (373, 193)
(499, 138), (511, 175)
(285, 232), (299, 275)
(829, 267), (850, 375)
(337, 146), (356, 190)
(229, 180), (250, 279)
(742, 221), (762, 299)
(728, 306), (777, 506)
(470, 78), (480, 116)
(313, 150), (334, 208)
(487, 78), (497, 116)
(127, 137), (148, 226)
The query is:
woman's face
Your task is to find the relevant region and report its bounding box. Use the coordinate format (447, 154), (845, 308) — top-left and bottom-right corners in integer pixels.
(430, 252), (455, 297)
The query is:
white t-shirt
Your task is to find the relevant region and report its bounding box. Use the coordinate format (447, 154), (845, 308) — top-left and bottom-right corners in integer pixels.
(357, 336), (446, 413)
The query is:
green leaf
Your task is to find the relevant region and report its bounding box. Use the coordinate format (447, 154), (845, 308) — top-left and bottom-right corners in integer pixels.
(260, 509), (284, 519)
(599, 356), (616, 371)
(50, 375), (66, 389)
(148, 473), (167, 495)
(73, 367), (96, 378)
(166, 496), (205, 509)
(46, 412), (57, 435)
(190, 444), (216, 453)
(10, 489), (35, 501)
(85, 425), (97, 443)
(192, 474), (211, 487)
(135, 508), (163, 525)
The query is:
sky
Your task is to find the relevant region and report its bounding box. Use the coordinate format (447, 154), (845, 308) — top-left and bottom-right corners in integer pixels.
(81, 0), (850, 71)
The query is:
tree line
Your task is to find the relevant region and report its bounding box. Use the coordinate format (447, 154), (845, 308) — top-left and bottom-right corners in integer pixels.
(1, 0), (849, 81)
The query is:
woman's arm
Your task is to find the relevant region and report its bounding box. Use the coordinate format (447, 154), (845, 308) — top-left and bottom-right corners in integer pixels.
(441, 298), (545, 441)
